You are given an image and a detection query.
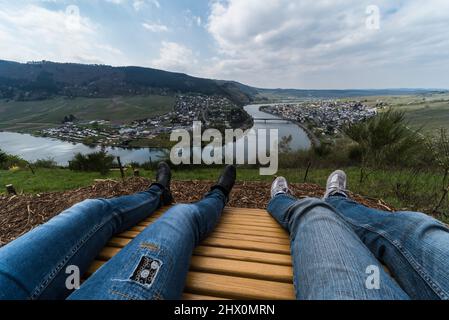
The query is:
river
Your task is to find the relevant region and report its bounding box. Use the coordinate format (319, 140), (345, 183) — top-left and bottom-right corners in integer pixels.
(0, 104), (311, 166)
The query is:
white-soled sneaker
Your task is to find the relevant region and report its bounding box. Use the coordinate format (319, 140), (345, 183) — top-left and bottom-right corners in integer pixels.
(323, 170), (349, 200)
(271, 177), (292, 199)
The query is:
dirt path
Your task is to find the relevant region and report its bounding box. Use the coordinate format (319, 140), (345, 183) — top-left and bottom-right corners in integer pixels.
(0, 177), (393, 247)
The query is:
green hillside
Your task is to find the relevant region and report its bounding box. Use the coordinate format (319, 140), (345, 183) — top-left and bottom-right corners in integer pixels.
(359, 93), (449, 134)
(0, 95), (175, 131)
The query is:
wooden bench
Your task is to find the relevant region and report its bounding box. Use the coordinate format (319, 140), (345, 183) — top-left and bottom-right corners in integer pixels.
(85, 206), (296, 300)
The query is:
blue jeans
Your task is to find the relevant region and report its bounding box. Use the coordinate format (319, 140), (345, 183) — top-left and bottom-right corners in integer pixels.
(267, 194), (449, 300)
(0, 186), (226, 300)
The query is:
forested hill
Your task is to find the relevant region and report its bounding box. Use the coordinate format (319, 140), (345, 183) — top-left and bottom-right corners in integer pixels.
(0, 60), (443, 105)
(0, 60), (257, 105)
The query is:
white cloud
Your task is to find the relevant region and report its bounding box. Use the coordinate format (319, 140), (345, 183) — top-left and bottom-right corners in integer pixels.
(151, 41), (198, 74)
(206, 0), (449, 88)
(150, 0), (161, 9)
(0, 4), (127, 66)
(142, 22), (169, 32)
(184, 9), (202, 28)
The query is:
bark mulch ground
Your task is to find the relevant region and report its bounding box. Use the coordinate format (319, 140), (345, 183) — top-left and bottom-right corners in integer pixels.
(0, 177), (394, 247)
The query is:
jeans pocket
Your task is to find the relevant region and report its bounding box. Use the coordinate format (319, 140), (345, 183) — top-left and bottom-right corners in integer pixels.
(108, 242), (173, 300)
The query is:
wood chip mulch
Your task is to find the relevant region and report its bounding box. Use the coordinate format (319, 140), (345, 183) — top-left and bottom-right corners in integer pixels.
(0, 177), (394, 247)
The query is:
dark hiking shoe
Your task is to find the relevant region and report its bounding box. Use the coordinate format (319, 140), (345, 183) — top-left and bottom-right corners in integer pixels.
(155, 162), (171, 189)
(211, 165), (237, 198)
(154, 162), (173, 205)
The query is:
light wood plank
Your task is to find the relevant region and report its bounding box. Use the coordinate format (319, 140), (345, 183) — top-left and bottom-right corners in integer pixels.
(194, 246), (292, 266)
(201, 237), (291, 255)
(100, 244), (293, 267)
(109, 234), (291, 254)
(185, 272), (295, 300)
(116, 230), (289, 246)
(130, 225), (288, 239)
(189, 256), (293, 283)
(96, 247), (292, 283)
(208, 232), (290, 245)
(88, 206), (297, 300)
(140, 219), (282, 231)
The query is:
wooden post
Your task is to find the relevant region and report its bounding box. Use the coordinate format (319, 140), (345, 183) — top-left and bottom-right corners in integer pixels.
(28, 164), (35, 175)
(433, 185), (449, 215)
(134, 169), (140, 177)
(303, 161), (312, 183)
(6, 184), (17, 195)
(117, 157), (125, 181)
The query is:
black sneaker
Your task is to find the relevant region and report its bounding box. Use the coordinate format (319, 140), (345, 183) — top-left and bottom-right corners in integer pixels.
(155, 162), (171, 189)
(211, 165), (237, 198)
(153, 162), (173, 205)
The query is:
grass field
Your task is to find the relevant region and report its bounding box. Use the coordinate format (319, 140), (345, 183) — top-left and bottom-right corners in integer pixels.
(1, 167), (447, 219)
(357, 93), (449, 134)
(0, 95), (175, 131)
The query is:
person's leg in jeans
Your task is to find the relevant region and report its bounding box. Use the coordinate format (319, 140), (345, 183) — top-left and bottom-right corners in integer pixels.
(0, 162), (173, 300)
(324, 170), (449, 300)
(68, 165), (237, 300)
(267, 177), (409, 300)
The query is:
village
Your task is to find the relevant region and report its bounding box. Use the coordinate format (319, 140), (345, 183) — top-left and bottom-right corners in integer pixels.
(261, 100), (378, 136)
(37, 95), (252, 147)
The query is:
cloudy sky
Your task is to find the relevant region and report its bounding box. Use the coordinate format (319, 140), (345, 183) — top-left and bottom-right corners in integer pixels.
(0, 0), (448, 89)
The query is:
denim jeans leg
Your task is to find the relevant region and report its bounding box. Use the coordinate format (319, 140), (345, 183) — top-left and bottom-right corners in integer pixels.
(268, 194), (409, 300)
(327, 196), (449, 300)
(0, 185), (164, 300)
(68, 189), (227, 300)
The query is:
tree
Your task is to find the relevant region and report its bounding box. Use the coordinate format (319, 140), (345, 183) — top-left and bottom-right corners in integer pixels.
(427, 128), (449, 213)
(0, 149), (7, 165)
(344, 110), (422, 183)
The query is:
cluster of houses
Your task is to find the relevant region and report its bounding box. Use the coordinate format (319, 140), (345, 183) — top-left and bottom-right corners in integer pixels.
(262, 100), (378, 135)
(38, 95), (251, 146)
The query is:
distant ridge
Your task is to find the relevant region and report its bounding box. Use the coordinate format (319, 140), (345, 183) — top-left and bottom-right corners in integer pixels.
(0, 60), (444, 104)
(0, 60), (254, 105)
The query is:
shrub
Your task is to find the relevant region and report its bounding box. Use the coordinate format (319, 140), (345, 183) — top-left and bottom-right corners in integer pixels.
(33, 158), (58, 169)
(0, 149), (28, 170)
(344, 110), (423, 182)
(69, 151), (115, 175)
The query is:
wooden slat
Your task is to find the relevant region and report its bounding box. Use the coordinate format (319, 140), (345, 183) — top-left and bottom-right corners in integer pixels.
(108, 233), (291, 254)
(189, 256), (293, 283)
(208, 232), (290, 245)
(87, 206), (296, 300)
(212, 227), (288, 239)
(94, 247), (293, 283)
(201, 237), (291, 255)
(96, 247), (292, 283)
(108, 237), (131, 248)
(194, 246), (292, 266)
(98, 246), (292, 266)
(86, 260), (104, 277)
(140, 219), (282, 231)
(144, 212), (277, 224)
(223, 208), (272, 216)
(185, 272), (295, 300)
(130, 225), (288, 239)
(131, 225), (288, 242)
(116, 230), (289, 246)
